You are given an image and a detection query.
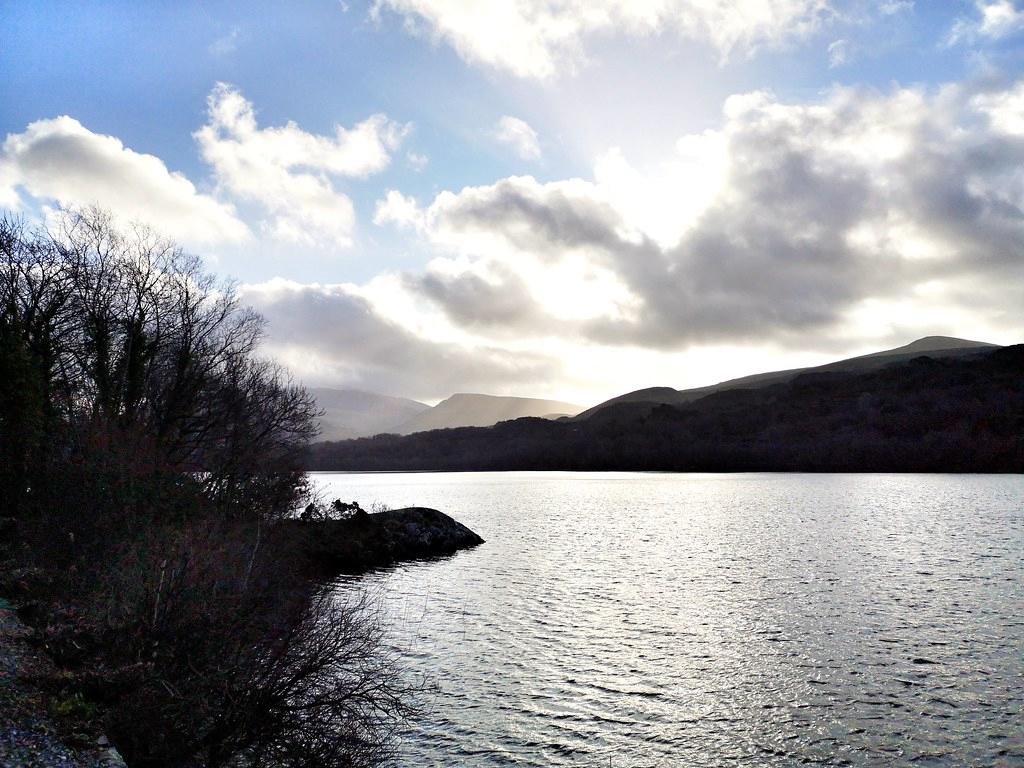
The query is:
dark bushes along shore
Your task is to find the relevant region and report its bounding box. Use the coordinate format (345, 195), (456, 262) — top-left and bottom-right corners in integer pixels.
(0, 209), (480, 767)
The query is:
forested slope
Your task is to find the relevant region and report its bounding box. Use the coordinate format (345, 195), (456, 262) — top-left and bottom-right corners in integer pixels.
(308, 346), (1024, 473)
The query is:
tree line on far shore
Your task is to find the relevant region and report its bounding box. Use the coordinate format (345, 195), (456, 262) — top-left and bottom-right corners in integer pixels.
(308, 346), (1024, 473)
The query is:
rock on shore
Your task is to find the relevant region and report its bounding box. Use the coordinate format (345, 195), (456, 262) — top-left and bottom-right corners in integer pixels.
(280, 506), (485, 575)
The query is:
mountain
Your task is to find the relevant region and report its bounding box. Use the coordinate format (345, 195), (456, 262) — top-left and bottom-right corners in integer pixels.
(307, 344), (1024, 473)
(393, 393), (582, 435)
(573, 336), (999, 421)
(310, 388), (430, 441)
(310, 389), (582, 441)
(857, 335), (995, 357)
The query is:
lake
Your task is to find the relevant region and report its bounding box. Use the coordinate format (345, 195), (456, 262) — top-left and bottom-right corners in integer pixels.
(312, 472), (1024, 766)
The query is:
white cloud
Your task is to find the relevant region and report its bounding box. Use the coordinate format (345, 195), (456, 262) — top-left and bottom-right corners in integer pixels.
(976, 0), (1024, 36)
(1, 116), (249, 244)
(209, 27), (241, 57)
(949, 0), (1024, 45)
(592, 135), (726, 247)
(492, 115), (541, 160)
(377, 129), (725, 250)
(258, 78), (1024, 401)
(374, 189), (426, 230)
(372, 0), (832, 79)
(0, 162), (21, 210)
(973, 81), (1024, 134)
(374, 79), (1024, 355)
(194, 83), (409, 247)
(879, 1), (913, 14)
(406, 151), (429, 171)
(828, 38), (851, 67)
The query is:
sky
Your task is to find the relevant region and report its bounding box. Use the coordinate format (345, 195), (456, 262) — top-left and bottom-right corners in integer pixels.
(2, 0), (1023, 406)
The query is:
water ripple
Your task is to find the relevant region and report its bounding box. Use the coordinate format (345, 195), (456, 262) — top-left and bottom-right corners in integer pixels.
(319, 472), (1024, 767)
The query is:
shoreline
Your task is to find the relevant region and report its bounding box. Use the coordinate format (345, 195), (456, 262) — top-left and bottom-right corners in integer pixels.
(1, 507), (483, 767)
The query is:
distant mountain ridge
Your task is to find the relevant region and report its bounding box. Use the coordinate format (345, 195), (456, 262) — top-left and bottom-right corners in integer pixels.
(574, 336), (999, 421)
(312, 337), (998, 441)
(311, 389), (582, 440)
(309, 388), (430, 441)
(307, 342), (1024, 473)
(392, 393), (582, 435)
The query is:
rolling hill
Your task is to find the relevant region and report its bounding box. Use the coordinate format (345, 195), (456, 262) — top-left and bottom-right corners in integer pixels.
(311, 389), (582, 439)
(572, 336), (999, 421)
(307, 341), (1024, 473)
(309, 388), (430, 441)
(392, 393), (582, 435)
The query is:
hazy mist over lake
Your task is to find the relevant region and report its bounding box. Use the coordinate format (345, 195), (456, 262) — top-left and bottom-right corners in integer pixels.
(317, 472), (1024, 767)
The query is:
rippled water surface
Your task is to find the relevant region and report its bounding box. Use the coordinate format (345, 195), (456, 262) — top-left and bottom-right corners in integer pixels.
(313, 472), (1024, 766)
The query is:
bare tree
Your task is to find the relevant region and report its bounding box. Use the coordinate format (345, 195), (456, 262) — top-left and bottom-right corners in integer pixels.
(2, 207), (412, 768)
(3, 207), (319, 521)
(199, 591), (419, 768)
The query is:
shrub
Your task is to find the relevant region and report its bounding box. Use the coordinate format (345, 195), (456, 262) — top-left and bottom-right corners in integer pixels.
(1, 208), (414, 767)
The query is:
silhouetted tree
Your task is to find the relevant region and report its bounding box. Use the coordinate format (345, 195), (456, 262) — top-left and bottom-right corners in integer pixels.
(1, 208), (414, 767)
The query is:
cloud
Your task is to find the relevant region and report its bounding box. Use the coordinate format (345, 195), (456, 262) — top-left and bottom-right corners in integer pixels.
(973, 80), (1024, 134)
(194, 83), (409, 247)
(373, 189), (426, 230)
(879, 1), (913, 13)
(403, 257), (551, 333)
(371, 0), (832, 79)
(209, 27), (241, 57)
(971, 0), (1024, 37)
(492, 116), (541, 160)
(406, 151), (429, 171)
(0, 161), (22, 210)
(828, 38), (851, 67)
(948, 0), (1024, 45)
(240, 278), (560, 399)
(0, 116), (249, 245)
(375, 79), (1024, 352)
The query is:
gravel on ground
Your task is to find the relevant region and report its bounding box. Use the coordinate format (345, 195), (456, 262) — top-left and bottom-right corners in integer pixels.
(0, 599), (125, 768)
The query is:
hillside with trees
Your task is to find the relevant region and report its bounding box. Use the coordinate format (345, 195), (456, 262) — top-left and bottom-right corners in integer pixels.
(309, 345), (1024, 473)
(571, 336), (999, 420)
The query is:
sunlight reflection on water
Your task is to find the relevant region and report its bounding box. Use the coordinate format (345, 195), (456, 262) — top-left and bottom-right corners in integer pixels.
(316, 472), (1024, 767)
